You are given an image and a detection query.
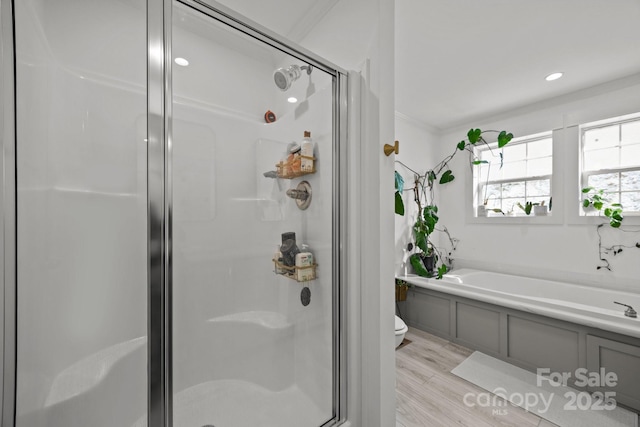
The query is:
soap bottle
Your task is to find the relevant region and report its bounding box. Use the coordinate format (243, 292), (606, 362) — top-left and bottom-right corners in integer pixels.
(295, 244), (315, 281)
(301, 131), (314, 172)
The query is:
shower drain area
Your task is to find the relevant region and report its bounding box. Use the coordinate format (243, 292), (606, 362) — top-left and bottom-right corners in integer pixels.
(131, 379), (328, 427)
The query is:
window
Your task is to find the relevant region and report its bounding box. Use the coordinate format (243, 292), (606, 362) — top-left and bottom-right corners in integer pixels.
(474, 132), (553, 216)
(581, 113), (640, 213)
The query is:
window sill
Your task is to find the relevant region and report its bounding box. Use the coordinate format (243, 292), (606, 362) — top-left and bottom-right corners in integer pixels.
(467, 213), (563, 225)
(567, 212), (640, 226)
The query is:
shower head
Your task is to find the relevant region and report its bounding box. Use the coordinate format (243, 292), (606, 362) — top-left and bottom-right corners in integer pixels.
(273, 64), (313, 91)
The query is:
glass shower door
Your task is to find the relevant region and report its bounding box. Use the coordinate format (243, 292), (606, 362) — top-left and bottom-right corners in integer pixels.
(171, 2), (340, 426)
(13, 0), (148, 426)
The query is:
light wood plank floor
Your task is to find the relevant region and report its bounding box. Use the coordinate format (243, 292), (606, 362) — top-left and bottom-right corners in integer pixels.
(396, 327), (558, 427)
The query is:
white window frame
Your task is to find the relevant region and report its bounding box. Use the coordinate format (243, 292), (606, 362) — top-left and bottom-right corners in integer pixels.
(579, 113), (640, 216)
(473, 132), (553, 218)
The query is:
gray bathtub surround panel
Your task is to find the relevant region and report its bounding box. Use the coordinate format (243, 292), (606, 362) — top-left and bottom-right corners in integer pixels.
(452, 351), (638, 427)
(403, 286), (640, 412)
(587, 336), (640, 412)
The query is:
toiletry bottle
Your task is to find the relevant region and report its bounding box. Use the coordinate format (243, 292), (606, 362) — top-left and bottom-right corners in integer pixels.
(274, 245), (285, 274)
(280, 232), (300, 269)
(295, 244), (314, 281)
(301, 131), (313, 172)
(290, 142), (302, 174)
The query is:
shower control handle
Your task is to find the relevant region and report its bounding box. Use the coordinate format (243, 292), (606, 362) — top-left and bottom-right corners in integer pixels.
(287, 181), (312, 210)
(614, 301), (638, 318)
(286, 188), (309, 201)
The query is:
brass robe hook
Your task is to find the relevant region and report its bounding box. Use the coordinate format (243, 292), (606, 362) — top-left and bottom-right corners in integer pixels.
(384, 140), (399, 156)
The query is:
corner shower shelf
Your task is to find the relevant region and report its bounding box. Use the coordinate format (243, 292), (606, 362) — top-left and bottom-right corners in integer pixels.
(275, 156), (316, 179)
(272, 259), (317, 282)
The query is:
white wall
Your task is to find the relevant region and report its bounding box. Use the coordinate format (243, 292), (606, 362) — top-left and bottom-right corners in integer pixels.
(436, 75), (640, 291)
(393, 114), (439, 275)
(300, 1), (396, 426)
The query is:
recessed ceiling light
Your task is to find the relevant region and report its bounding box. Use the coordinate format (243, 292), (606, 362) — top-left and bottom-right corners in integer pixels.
(174, 57), (189, 67)
(287, 97), (298, 103)
(545, 72), (563, 81)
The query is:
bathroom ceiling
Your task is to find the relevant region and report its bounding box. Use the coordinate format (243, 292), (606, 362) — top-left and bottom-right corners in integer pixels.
(213, 0), (340, 42)
(395, 0), (640, 132)
(205, 0), (640, 133)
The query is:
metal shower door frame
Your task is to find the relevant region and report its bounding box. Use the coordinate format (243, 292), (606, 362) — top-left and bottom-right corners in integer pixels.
(148, 1), (349, 426)
(1, 0), (17, 425)
(0, 0), (348, 425)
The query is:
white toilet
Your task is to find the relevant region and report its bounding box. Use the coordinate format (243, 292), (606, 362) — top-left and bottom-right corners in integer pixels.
(395, 315), (408, 348)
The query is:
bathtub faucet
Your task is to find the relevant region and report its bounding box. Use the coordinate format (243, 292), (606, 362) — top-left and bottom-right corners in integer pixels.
(614, 302), (638, 318)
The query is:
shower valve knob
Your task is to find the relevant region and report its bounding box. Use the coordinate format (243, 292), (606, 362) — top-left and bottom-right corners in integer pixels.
(286, 188), (309, 201)
(287, 181), (312, 210)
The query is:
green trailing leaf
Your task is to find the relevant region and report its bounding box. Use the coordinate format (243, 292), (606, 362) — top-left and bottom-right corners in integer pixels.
(410, 253), (429, 277)
(472, 160), (488, 165)
(423, 205), (439, 234)
(424, 215), (437, 235)
(497, 131), (514, 148)
(436, 264), (448, 279)
(395, 191), (405, 216)
(467, 128), (482, 144)
(414, 230), (428, 253)
(490, 208), (505, 215)
(439, 170), (455, 184)
(457, 141), (466, 151)
(582, 186), (625, 229)
(394, 171), (404, 192)
(427, 170), (436, 186)
(424, 204), (438, 215)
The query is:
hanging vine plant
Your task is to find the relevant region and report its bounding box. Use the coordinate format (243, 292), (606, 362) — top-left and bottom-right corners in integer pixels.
(396, 128), (513, 278)
(581, 186), (640, 270)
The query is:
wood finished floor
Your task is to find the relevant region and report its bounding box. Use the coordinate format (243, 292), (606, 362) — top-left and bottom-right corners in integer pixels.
(396, 327), (558, 427)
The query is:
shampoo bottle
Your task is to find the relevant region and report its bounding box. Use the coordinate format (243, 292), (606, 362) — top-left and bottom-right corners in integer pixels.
(301, 131), (314, 172)
(295, 244), (314, 281)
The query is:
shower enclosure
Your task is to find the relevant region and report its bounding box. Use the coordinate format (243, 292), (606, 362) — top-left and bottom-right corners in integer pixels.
(1, 0), (348, 426)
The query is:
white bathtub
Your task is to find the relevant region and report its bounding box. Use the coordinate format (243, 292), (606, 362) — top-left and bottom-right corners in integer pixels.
(399, 268), (640, 339)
